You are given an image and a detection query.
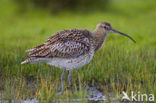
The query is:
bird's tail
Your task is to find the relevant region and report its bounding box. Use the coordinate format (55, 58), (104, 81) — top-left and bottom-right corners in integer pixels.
(21, 44), (45, 64)
(21, 58), (33, 64)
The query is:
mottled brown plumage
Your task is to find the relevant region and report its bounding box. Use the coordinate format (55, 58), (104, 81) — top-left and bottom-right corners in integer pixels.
(26, 29), (91, 58)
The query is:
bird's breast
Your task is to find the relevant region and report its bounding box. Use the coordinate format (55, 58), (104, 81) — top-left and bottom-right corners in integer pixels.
(90, 37), (105, 52)
(46, 48), (94, 70)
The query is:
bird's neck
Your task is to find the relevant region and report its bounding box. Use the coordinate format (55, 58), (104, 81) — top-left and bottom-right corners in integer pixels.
(92, 30), (108, 51)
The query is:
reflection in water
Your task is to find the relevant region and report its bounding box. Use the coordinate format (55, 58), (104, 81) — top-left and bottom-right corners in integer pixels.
(87, 87), (106, 101)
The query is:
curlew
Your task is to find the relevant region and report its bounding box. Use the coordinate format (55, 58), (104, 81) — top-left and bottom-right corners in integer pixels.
(21, 22), (135, 94)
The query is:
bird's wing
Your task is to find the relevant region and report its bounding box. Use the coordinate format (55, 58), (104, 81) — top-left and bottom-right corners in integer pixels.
(26, 29), (91, 58)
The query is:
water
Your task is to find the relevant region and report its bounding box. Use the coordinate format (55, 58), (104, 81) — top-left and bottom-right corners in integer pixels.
(0, 87), (121, 103)
(87, 87), (106, 101)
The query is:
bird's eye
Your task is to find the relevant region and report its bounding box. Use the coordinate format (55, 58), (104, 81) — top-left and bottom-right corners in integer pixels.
(104, 26), (107, 29)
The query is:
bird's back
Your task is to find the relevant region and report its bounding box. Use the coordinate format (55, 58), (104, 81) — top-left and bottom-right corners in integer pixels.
(21, 29), (94, 65)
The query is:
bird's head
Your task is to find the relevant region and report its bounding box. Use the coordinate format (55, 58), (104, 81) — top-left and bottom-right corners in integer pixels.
(94, 22), (136, 43)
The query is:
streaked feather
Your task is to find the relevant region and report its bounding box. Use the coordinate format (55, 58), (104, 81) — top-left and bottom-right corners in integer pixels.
(22, 29), (92, 64)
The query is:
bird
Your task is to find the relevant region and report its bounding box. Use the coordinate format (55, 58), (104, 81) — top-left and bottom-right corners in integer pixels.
(21, 22), (136, 94)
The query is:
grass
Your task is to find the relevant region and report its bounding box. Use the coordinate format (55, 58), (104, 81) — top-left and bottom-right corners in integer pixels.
(0, 0), (156, 102)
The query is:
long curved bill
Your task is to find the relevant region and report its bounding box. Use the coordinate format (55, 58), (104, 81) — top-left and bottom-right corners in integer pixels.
(111, 29), (136, 43)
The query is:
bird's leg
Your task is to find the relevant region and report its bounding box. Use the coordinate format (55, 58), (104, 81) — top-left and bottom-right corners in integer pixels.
(68, 70), (72, 87)
(57, 69), (66, 94)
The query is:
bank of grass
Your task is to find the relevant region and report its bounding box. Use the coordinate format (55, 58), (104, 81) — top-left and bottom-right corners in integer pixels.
(0, 0), (156, 102)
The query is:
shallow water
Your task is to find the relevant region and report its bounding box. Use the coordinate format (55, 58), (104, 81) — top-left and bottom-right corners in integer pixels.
(0, 87), (122, 103)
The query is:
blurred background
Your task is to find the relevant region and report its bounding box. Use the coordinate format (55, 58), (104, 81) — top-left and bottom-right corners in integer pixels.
(14, 0), (110, 13)
(0, 0), (155, 44)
